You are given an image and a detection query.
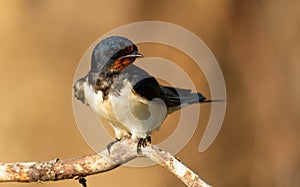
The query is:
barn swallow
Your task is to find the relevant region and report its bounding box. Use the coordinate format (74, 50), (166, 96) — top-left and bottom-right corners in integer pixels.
(73, 36), (212, 153)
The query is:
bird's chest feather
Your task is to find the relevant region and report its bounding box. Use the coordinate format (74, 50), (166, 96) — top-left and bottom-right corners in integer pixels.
(109, 82), (168, 132)
(83, 82), (115, 120)
(83, 81), (167, 133)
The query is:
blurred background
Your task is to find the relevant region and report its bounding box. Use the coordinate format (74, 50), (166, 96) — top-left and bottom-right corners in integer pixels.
(0, 0), (299, 186)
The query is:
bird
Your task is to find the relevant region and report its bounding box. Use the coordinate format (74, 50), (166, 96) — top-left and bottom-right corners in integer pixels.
(73, 36), (212, 153)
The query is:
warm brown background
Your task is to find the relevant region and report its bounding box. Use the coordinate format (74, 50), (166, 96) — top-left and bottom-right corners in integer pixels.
(0, 0), (299, 187)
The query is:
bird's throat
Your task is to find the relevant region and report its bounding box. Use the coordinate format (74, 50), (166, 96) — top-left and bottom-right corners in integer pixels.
(93, 72), (117, 100)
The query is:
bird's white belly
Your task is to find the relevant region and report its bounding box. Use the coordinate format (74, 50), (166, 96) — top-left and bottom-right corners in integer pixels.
(83, 81), (167, 139)
(83, 82), (119, 123)
(110, 83), (167, 139)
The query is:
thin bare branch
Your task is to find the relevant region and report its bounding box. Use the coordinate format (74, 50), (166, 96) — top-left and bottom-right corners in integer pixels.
(0, 138), (212, 187)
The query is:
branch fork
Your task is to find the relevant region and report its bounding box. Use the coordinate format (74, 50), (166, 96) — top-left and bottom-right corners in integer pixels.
(0, 138), (212, 187)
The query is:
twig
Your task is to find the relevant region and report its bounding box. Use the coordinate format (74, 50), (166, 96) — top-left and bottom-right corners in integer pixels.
(0, 138), (212, 187)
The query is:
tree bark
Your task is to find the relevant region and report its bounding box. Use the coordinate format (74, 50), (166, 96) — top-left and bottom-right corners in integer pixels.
(0, 138), (211, 187)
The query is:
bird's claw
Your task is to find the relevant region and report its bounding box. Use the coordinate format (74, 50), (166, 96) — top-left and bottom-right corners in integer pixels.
(137, 136), (151, 154)
(107, 138), (121, 154)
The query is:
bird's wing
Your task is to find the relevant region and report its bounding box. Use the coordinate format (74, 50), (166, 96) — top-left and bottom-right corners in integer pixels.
(132, 76), (207, 113)
(73, 75), (90, 106)
(114, 65), (207, 113)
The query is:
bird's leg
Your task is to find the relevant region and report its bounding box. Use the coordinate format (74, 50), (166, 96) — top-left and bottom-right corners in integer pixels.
(137, 136), (151, 155)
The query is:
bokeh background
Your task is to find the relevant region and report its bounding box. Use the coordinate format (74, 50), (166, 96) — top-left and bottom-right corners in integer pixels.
(0, 0), (299, 186)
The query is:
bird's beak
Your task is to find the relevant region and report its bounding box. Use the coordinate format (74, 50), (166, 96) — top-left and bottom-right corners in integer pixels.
(122, 52), (143, 59)
(109, 52), (143, 72)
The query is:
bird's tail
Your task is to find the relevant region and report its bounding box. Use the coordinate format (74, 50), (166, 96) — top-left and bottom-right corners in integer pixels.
(180, 93), (225, 105)
(177, 92), (205, 107)
(163, 87), (224, 114)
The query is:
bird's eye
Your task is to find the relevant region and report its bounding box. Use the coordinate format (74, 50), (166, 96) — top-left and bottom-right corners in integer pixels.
(127, 45), (133, 52)
(109, 50), (114, 55)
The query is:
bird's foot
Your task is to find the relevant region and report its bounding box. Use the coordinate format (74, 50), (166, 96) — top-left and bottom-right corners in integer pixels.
(137, 136), (151, 155)
(107, 138), (121, 154)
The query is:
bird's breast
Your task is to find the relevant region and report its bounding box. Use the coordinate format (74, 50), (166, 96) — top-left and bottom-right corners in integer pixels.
(83, 80), (167, 134)
(82, 81), (126, 128)
(109, 81), (168, 133)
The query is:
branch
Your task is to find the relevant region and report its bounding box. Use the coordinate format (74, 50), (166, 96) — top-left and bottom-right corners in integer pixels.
(0, 138), (212, 187)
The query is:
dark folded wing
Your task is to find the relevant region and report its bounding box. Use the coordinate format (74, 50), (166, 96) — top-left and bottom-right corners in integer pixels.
(132, 77), (207, 113)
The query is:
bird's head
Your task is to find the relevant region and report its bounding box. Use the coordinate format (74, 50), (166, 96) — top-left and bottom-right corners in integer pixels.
(91, 36), (143, 75)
